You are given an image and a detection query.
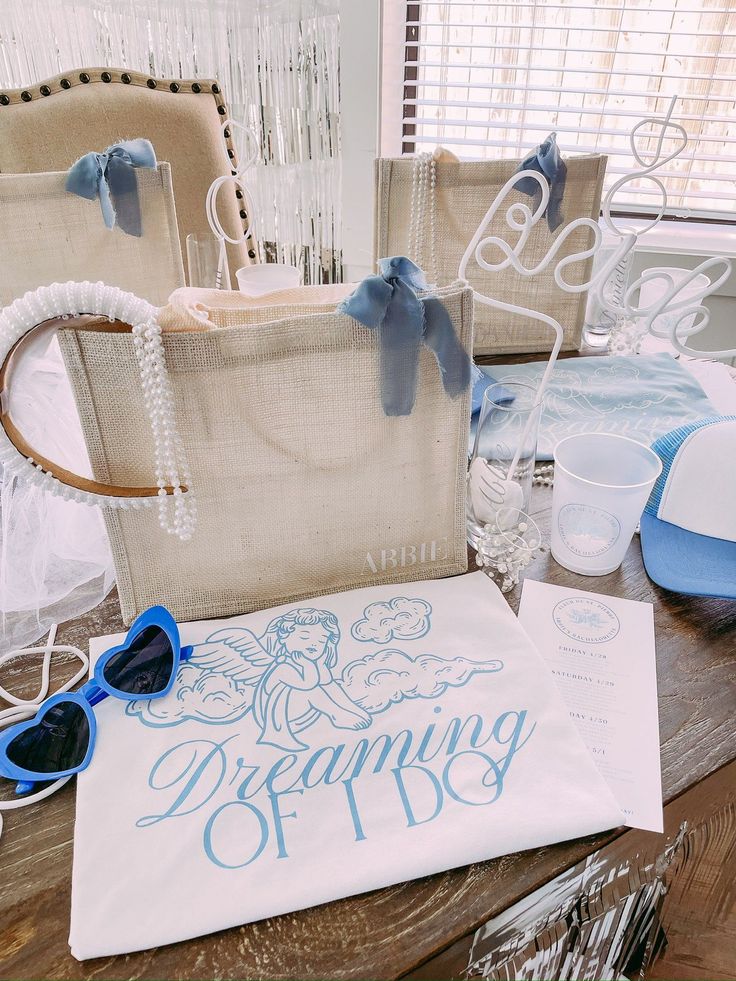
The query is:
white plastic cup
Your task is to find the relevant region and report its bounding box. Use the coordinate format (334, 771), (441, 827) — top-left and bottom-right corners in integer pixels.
(551, 433), (663, 576)
(235, 263), (301, 296)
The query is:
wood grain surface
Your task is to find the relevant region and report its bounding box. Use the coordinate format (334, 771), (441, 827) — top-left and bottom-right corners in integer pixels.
(409, 759), (736, 981)
(1, 482), (734, 981)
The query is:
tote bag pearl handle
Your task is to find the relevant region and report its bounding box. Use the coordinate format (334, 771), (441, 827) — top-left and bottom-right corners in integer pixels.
(0, 285), (191, 530)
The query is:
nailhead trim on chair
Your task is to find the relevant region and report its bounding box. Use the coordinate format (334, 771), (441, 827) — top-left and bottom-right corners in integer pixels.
(0, 67), (255, 250)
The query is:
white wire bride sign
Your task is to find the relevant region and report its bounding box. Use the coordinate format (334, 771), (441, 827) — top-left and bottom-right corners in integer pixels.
(590, 95), (733, 359)
(460, 163), (608, 555)
(458, 98), (733, 573)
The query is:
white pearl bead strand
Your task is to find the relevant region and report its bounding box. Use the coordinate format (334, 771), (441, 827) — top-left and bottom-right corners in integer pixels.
(409, 150), (439, 285)
(0, 281), (196, 542)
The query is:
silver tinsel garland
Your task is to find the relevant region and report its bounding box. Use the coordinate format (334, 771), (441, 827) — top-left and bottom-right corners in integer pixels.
(0, 0), (342, 284)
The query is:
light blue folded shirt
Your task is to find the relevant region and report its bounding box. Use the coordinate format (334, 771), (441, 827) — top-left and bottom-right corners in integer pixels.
(469, 353), (716, 459)
(471, 363), (515, 412)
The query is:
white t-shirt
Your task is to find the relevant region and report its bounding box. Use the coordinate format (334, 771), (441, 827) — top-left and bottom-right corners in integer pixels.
(70, 572), (622, 959)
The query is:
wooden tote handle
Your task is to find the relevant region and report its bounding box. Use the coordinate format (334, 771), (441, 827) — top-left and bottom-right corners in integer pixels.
(0, 314), (185, 499)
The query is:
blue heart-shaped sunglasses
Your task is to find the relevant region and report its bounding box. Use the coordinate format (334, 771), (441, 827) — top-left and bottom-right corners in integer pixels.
(0, 606), (192, 795)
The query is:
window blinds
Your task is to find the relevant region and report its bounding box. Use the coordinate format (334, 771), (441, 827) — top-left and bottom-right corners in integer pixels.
(401, 0), (736, 219)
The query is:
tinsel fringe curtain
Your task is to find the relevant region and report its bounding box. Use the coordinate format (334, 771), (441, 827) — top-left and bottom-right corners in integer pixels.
(0, 0), (342, 284)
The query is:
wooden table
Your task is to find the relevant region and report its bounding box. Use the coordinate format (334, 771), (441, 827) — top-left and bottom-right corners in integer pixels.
(2, 478), (735, 980)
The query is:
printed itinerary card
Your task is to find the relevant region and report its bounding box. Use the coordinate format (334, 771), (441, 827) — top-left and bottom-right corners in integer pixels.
(518, 579), (662, 834)
(70, 573), (622, 959)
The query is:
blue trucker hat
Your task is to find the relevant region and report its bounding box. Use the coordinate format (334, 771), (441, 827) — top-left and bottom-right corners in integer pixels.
(640, 416), (736, 599)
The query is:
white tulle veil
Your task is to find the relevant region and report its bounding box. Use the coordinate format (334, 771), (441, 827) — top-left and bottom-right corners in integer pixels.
(0, 328), (115, 652)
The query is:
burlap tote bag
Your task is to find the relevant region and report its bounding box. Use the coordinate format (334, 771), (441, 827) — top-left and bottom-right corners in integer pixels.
(0, 164), (184, 307)
(374, 154), (606, 356)
(50, 278), (473, 625)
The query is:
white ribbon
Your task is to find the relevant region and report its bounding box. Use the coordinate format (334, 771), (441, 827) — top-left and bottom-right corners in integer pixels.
(0, 625), (88, 838)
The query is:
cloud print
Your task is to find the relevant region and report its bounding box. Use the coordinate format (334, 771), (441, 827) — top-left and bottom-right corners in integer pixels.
(126, 664), (251, 728)
(340, 649), (503, 714)
(351, 597), (432, 644)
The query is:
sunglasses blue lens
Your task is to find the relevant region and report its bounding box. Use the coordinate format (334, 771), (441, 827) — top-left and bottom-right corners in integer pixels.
(102, 625), (174, 695)
(7, 701), (90, 773)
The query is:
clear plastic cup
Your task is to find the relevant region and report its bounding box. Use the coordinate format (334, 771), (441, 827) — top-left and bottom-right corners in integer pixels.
(235, 263), (301, 296)
(467, 381), (542, 550)
(187, 232), (229, 289)
(551, 433), (662, 575)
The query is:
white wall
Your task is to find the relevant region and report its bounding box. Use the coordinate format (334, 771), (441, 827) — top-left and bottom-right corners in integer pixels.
(339, 0), (382, 281)
(339, 0), (407, 281)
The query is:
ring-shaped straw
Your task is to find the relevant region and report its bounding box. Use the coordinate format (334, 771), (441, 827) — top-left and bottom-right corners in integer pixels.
(205, 119), (260, 288)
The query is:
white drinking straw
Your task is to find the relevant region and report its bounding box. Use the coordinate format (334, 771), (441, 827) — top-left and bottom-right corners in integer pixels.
(0, 625), (89, 836)
(204, 118), (259, 288)
(459, 168), (602, 486)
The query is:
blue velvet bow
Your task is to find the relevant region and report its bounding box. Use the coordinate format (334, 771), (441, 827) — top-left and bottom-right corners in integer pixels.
(66, 138), (157, 237)
(339, 256), (471, 416)
(515, 132), (567, 232)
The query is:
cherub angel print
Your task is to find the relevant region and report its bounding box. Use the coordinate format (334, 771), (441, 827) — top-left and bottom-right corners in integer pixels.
(127, 598), (504, 752)
(247, 609), (372, 750)
(128, 608), (371, 751)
